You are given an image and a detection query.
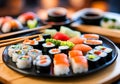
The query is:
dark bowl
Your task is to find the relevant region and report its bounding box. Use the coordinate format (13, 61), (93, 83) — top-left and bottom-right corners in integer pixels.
(79, 8), (104, 25)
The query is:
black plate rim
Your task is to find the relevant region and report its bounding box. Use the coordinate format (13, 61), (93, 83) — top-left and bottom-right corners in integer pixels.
(2, 35), (118, 78)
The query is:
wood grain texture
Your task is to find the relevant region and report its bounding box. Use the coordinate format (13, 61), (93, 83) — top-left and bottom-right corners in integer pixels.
(0, 47), (119, 84)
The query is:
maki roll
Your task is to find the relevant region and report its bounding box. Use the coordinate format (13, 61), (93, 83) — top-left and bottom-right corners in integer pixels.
(49, 48), (61, 59)
(88, 49), (107, 65)
(22, 44), (33, 54)
(23, 39), (39, 49)
(84, 40), (103, 48)
(11, 50), (25, 62)
(1, 19), (23, 33)
(54, 53), (70, 76)
(34, 55), (51, 73)
(42, 42), (56, 54)
(71, 56), (88, 74)
(85, 54), (101, 69)
(82, 34), (99, 40)
(16, 55), (32, 69)
(28, 49), (42, 60)
(42, 34), (51, 39)
(33, 35), (45, 50)
(58, 46), (69, 55)
(95, 46), (113, 61)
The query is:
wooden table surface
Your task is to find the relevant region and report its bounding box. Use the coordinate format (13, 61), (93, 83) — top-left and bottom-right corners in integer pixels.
(0, 47), (120, 84)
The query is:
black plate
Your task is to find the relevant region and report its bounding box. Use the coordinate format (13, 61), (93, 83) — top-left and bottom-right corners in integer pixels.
(2, 35), (118, 77)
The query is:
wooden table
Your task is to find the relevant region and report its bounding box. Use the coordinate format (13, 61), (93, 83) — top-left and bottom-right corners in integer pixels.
(0, 47), (120, 84)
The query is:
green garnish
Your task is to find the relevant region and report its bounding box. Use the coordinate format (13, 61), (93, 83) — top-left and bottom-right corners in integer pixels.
(111, 18), (116, 22)
(88, 55), (96, 59)
(46, 38), (61, 46)
(60, 41), (75, 49)
(103, 17), (109, 22)
(27, 19), (38, 29)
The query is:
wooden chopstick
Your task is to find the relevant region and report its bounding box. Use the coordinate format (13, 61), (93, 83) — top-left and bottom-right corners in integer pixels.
(72, 24), (120, 38)
(0, 25), (51, 39)
(0, 34), (40, 47)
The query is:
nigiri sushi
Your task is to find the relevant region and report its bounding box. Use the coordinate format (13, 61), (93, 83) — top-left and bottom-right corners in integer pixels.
(72, 44), (92, 54)
(54, 53), (70, 76)
(68, 37), (86, 44)
(1, 19), (23, 33)
(71, 56), (88, 73)
(82, 34), (99, 40)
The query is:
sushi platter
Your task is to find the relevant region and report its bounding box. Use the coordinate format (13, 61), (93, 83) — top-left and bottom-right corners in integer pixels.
(2, 26), (118, 77)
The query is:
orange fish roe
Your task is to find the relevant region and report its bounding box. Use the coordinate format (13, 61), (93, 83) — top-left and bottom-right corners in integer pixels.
(51, 49), (59, 53)
(10, 20), (18, 28)
(40, 55), (47, 60)
(73, 56), (88, 68)
(40, 60), (47, 64)
(69, 50), (83, 58)
(23, 38), (31, 43)
(36, 37), (41, 41)
(30, 40), (35, 45)
(46, 42), (52, 45)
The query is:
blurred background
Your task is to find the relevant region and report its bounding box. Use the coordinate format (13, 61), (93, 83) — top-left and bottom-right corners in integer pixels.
(0, 0), (118, 19)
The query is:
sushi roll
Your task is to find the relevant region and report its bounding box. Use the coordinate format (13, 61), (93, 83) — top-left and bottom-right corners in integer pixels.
(84, 40), (103, 48)
(16, 55), (32, 69)
(82, 34), (99, 40)
(22, 44), (33, 54)
(58, 46), (69, 55)
(42, 42), (56, 54)
(8, 44), (22, 57)
(42, 34), (51, 39)
(1, 19), (23, 33)
(72, 44), (92, 54)
(17, 12), (37, 26)
(11, 50), (25, 62)
(23, 39), (39, 49)
(70, 56), (88, 74)
(54, 53), (70, 76)
(88, 49), (107, 65)
(28, 49), (42, 60)
(69, 50), (83, 62)
(34, 55), (51, 73)
(85, 54), (101, 69)
(33, 35), (45, 50)
(95, 46), (113, 61)
(49, 48), (61, 59)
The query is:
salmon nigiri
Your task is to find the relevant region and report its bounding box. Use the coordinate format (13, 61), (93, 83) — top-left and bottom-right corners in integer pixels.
(69, 50), (83, 59)
(72, 44), (92, 54)
(68, 37), (86, 44)
(82, 34), (99, 40)
(71, 56), (88, 73)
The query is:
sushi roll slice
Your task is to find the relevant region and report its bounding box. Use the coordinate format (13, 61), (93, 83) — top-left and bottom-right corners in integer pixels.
(82, 34), (99, 40)
(95, 46), (113, 61)
(88, 49), (107, 65)
(28, 49), (42, 60)
(34, 55), (51, 73)
(72, 44), (92, 54)
(42, 42), (56, 54)
(1, 19), (23, 33)
(84, 40), (103, 48)
(69, 50), (83, 62)
(42, 34), (51, 39)
(71, 56), (88, 74)
(54, 53), (70, 76)
(17, 12), (37, 26)
(8, 44), (22, 57)
(16, 55), (32, 69)
(11, 50), (25, 62)
(22, 44), (33, 54)
(85, 54), (101, 69)
(49, 48), (61, 59)
(33, 35), (45, 50)
(58, 46), (69, 55)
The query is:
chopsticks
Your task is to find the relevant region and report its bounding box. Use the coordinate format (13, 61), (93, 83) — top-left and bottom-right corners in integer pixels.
(0, 25), (52, 39)
(0, 34), (40, 47)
